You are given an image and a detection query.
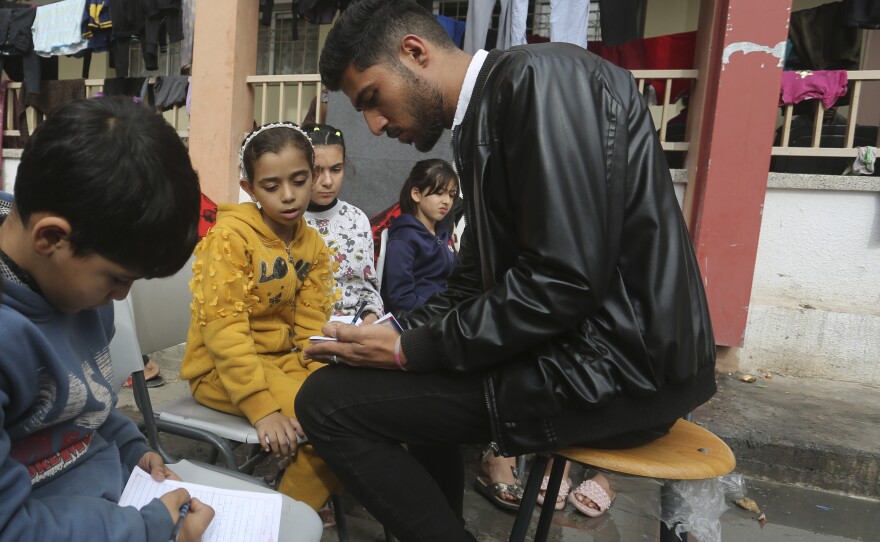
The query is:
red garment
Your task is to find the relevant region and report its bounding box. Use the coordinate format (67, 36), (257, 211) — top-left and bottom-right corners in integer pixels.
(587, 31), (697, 101)
(198, 192), (217, 238)
(368, 202), (401, 265)
(779, 70), (849, 109)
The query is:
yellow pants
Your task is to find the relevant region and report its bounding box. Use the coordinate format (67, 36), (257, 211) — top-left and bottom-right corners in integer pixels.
(190, 364), (342, 511)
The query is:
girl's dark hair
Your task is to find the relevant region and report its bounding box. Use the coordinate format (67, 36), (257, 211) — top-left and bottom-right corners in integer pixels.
(302, 122), (346, 159)
(240, 122), (315, 182)
(398, 159), (458, 215)
(14, 97), (200, 278)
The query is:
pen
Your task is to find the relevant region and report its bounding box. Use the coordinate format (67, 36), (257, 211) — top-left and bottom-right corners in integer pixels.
(168, 501), (190, 542)
(351, 299), (368, 324)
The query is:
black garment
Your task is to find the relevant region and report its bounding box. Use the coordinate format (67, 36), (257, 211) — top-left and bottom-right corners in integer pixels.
(843, 0), (880, 28)
(297, 367), (673, 541)
(598, 0), (645, 46)
(0, 7), (40, 94)
(153, 75), (188, 109)
(789, 2), (861, 70)
(143, 0), (183, 71)
(400, 45), (715, 457)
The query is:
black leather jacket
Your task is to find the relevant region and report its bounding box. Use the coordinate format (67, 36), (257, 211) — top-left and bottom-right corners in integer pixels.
(400, 44), (716, 456)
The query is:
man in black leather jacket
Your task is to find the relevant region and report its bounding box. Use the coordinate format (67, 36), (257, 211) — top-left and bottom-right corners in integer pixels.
(297, 1), (716, 540)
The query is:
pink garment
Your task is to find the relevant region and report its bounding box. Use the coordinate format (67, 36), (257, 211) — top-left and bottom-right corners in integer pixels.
(780, 70), (848, 109)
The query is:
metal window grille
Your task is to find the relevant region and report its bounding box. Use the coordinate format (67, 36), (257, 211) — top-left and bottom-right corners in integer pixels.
(257, 11), (319, 75)
(433, 1), (601, 42)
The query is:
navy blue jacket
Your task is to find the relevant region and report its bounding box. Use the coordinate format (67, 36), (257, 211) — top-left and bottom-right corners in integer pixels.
(382, 214), (456, 312)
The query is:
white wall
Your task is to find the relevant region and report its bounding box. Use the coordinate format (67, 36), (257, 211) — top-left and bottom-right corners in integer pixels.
(741, 181), (880, 384)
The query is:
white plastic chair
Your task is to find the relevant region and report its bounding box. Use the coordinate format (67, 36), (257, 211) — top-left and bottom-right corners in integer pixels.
(110, 298), (322, 542)
(375, 228), (390, 287)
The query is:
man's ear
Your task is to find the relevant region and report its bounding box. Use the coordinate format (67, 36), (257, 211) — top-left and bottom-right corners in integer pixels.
(401, 34), (430, 68)
(30, 216), (72, 255)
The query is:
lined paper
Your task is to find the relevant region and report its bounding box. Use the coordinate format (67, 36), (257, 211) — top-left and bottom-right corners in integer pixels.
(119, 467), (281, 542)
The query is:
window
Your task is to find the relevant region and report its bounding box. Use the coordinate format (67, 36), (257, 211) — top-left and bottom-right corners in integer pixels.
(256, 11), (319, 75)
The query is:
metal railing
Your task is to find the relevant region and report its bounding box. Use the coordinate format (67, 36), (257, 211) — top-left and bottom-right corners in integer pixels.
(3, 79), (189, 141)
(247, 74), (323, 126)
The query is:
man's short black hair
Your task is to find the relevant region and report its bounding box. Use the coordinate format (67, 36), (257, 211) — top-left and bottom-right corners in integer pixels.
(14, 97), (201, 278)
(320, 0), (456, 91)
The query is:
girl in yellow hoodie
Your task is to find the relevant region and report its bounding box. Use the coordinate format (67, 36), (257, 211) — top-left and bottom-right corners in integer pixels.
(180, 122), (340, 513)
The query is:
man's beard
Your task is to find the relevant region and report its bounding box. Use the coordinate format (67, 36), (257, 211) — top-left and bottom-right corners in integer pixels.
(401, 69), (446, 152)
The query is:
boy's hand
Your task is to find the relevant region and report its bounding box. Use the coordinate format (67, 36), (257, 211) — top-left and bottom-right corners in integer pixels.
(139, 450), (181, 482)
(254, 412), (303, 457)
(160, 489), (215, 542)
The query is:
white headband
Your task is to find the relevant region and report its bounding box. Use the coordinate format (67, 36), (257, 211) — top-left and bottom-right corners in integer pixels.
(239, 122), (314, 180)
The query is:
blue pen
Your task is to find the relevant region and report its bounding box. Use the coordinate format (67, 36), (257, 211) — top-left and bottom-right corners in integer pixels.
(168, 501), (191, 542)
(351, 299), (368, 324)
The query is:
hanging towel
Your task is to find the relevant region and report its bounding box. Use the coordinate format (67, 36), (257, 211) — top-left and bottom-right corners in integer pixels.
(852, 147), (877, 175)
(33, 0), (88, 58)
(153, 75), (189, 110)
(780, 70), (849, 110)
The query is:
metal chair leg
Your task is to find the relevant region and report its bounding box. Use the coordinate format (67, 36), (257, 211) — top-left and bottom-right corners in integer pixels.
(533, 456), (566, 542)
(331, 494), (350, 542)
(509, 454), (550, 542)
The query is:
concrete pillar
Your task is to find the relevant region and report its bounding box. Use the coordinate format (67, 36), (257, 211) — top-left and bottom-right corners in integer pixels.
(683, 0), (793, 346)
(188, 0), (258, 203)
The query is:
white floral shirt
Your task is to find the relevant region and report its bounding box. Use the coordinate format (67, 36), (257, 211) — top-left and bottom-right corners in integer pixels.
(306, 200), (384, 318)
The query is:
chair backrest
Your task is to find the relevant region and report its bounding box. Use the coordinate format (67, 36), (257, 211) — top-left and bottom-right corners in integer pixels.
(128, 255), (194, 355)
(109, 298), (145, 392)
(376, 228), (390, 287)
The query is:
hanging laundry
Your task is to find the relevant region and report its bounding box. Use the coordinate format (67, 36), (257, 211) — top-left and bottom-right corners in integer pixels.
(82, 0), (113, 53)
(843, 0), (880, 28)
(779, 70), (849, 110)
(588, 31), (697, 102)
(851, 147), (877, 175)
(436, 15), (466, 49)
(0, 6), (40, 95)
(497, 0), (527, 50)
(33, 0), (89, 58)
(463, 0), (505, 54)
(598, 0), (642, 47)
(789, 2), (860, 71)
(112, 0), (147, 78)
(180, 0), (196, 71)
(17, 79), (86, 140)
(143, 0), (184, 71)
(153, 75), (189, 110)
(550, 0), (590, 49)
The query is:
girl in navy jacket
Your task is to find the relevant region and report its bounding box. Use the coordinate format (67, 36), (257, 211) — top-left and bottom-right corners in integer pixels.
(381, 159), (458, 313)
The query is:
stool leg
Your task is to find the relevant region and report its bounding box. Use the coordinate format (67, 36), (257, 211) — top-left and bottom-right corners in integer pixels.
(659, 481), (686, 542)
(509, 454), (549, 542)
(533, 457), (566, 542)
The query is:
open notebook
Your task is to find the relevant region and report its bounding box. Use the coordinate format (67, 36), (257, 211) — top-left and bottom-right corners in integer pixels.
(119, 467), (281, 542)
(311, 312), (403, 342)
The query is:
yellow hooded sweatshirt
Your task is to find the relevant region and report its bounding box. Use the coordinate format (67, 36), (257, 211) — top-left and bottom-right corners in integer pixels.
(180, 203), (341, 509)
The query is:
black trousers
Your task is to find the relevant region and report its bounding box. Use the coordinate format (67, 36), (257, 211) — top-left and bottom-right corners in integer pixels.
(296, 365), (671, 542)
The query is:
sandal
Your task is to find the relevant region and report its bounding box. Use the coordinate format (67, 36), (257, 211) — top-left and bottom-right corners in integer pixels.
(568, 478), (615, 517)
(536, 476), (571, 510)
(474, 448), (523, 511)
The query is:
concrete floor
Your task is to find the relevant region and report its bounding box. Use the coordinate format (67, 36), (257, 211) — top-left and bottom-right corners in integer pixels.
(118, 347), (880, 542)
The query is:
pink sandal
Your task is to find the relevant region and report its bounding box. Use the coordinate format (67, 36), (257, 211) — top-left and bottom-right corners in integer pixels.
(568, 479), (614, 517)
(536, 476), (571, 510)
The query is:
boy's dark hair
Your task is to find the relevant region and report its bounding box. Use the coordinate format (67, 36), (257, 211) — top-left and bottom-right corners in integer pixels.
(399, 159), (457, 215)
(14, 97), (200, 278)
(302, 122), (346, 159)
(240, 122), (315, 182)
(320, 0), (456, 91)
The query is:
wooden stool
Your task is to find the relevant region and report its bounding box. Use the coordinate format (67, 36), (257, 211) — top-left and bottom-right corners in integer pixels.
(509, 419), (736, 542)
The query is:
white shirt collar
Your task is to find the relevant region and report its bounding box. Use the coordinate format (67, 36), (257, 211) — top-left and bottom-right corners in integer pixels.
(453, 49), (489, 129)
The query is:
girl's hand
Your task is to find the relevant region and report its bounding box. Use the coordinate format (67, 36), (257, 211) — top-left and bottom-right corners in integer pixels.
(138, 450), (181, 482)
(360, 312), (379, 325)
(254, 412), (303, 457)
(305, 322), (404, 370)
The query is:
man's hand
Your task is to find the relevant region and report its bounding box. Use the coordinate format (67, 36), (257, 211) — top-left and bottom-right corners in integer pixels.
(139, 450), (180, 482)
(305, 322), (404, 370)
(254, 411), (303, 457)
(160, 489), (215, 542)
(360, 312), (379, 325)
